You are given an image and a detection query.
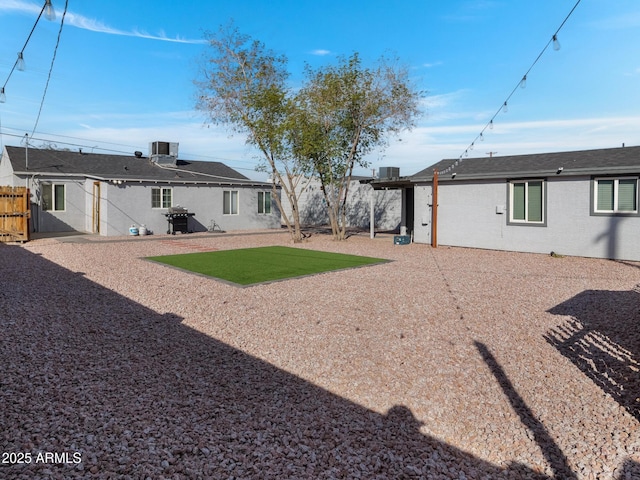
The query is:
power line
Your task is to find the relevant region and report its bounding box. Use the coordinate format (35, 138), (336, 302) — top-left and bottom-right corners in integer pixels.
(0, 1), (54, 101)
(441, 0), (583, 175)
(1, 121), (261, 168)
(0, 130), (262, 174)
(31, 0), (69, 137)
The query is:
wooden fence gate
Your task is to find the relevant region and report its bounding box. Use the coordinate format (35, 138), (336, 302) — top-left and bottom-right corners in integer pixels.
(0, 186), (30, 243)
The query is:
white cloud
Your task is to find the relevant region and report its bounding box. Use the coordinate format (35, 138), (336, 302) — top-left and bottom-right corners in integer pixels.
(0, 0), (206, 44)
(0, 0), (40, 15)
(362, 115), (640, 175)
(65, 12), (207, 44)
(309, 49), (331, 56)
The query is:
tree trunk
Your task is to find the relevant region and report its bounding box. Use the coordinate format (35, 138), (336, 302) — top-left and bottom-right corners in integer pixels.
(271, 171), (304, 243)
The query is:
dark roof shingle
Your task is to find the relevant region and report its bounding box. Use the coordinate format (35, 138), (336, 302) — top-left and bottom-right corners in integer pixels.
(4, 146), (267, 185)
(411, 145), (640, 181)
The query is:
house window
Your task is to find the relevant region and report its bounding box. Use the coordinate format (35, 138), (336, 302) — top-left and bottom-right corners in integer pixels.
(42, 184), (65, 211)
(509, 179), (545, 224)
(593, 177), (638, 214)
(258, 191), (271, 214)
(223, 190), (238, 215)
(152, 187), (172, 209)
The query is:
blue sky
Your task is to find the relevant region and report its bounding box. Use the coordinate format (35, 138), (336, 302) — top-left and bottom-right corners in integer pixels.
(0, 0), (639, 179)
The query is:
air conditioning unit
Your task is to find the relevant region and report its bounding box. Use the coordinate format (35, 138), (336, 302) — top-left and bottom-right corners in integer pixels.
(379, 167), (400, 179)
(149, 141), (179, 167)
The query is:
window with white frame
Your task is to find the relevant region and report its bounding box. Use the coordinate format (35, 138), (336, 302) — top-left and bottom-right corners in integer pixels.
(42, 183), (65, 211)
(151, 187), (172, 209)
(593, 177), (638, 214)
(509, 179), (545, 224)
(258, 191), (271, 214)
(223, 190), (239, 215)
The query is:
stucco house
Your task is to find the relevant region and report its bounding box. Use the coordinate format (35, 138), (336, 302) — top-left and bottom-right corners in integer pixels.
(371, 145), (640, 261)
(279, 175), (401, 232)
(0, 142), (280, 236)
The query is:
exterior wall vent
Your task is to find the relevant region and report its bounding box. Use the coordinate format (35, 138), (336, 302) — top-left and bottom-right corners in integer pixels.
(379, 167), (400, 179)
(149, 141), (179, 167)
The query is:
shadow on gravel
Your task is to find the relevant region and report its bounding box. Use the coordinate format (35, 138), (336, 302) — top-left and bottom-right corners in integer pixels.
(545, 287), (640, 422)
(0, 245), (551, 479)
(474, 342), (577, 479)
(616, 459), (640, 479)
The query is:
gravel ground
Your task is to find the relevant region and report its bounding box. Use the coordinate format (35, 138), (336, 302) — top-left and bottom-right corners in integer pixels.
(1, 230), (639, 479)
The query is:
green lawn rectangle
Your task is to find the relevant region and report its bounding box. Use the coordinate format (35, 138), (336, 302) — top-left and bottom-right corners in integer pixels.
(146, 246), (387, 286)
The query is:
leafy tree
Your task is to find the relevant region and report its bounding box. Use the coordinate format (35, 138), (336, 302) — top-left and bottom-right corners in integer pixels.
(197, 26), (422, 242)
(195, 24), (307, 242)
(293, 53), (423, 240)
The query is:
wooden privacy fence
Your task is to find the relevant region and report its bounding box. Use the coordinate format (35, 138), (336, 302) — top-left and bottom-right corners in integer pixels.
(0, 186), (30, 243)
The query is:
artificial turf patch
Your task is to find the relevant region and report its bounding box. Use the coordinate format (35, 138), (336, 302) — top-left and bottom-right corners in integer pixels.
(146, 246), (387, 286)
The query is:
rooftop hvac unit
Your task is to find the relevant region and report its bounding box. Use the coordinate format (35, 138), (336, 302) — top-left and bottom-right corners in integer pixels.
(149, 141), (179, 167)
(153, 155), (178, 167)
(379, 167), (400, 179)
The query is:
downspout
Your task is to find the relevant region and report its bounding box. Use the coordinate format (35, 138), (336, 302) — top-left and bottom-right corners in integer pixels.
(30, 174), (39, 233)
(370, 187), (375, 239)
(24, 133), (28, 188)
(25, 134), (31, 233)
(431, 170), (438, 248)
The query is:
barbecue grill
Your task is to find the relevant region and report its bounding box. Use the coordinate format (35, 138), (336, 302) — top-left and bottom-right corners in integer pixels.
(164, 206), (195, 234)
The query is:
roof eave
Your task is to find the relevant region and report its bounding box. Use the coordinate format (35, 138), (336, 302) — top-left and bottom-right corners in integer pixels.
(411, 166), (640, 183)
(13, 171), (276, 187)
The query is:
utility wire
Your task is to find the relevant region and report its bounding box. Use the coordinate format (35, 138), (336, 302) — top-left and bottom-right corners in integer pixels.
(0, 130), (263, 174)
(1, 1), (48, 92)
(442, 0), (583, 174)
(1, 121), (263, 169)
(31, 0), (69, 137)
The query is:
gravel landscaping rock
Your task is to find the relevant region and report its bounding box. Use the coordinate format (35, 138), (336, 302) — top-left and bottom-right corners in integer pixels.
(1, 230), (638, 479)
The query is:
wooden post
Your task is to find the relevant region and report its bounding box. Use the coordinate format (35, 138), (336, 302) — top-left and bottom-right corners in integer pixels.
(431, 170), (438, 248)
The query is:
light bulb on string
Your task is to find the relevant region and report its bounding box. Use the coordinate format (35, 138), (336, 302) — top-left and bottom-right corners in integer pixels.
(502, 101), (508, 113)
(44, 0), (56, 21)
(16, 53), (25, 71)
(479, 132), (484, 142)
(520, 75), (527, 89)
(0, 87), (5, 103)
(489, 120), (494, 130)
(470, 142), (474, 151)
(552, 35), (561, 51)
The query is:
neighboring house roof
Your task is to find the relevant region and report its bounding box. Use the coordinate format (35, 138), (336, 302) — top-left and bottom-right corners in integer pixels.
(4, 146), (272, 186)
(371, 145), (640, 188)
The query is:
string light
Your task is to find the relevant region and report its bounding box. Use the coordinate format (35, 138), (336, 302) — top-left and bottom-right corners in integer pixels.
(16, 53), (25, 71)
(44, 0), (56, 21)
(0, 1), (56, 103)
(442, 0), (582, 177)
(0, 88), (5, 104)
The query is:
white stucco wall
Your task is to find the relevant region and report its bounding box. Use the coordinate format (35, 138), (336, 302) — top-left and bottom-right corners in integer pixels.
(412, 184), (432, 244)
(416, 176), (640, 261)
(280, 177), (401, 231)
(100, 183), (281, 236)
(0, 148), (15, 185)
(26, 178), (89, 233)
